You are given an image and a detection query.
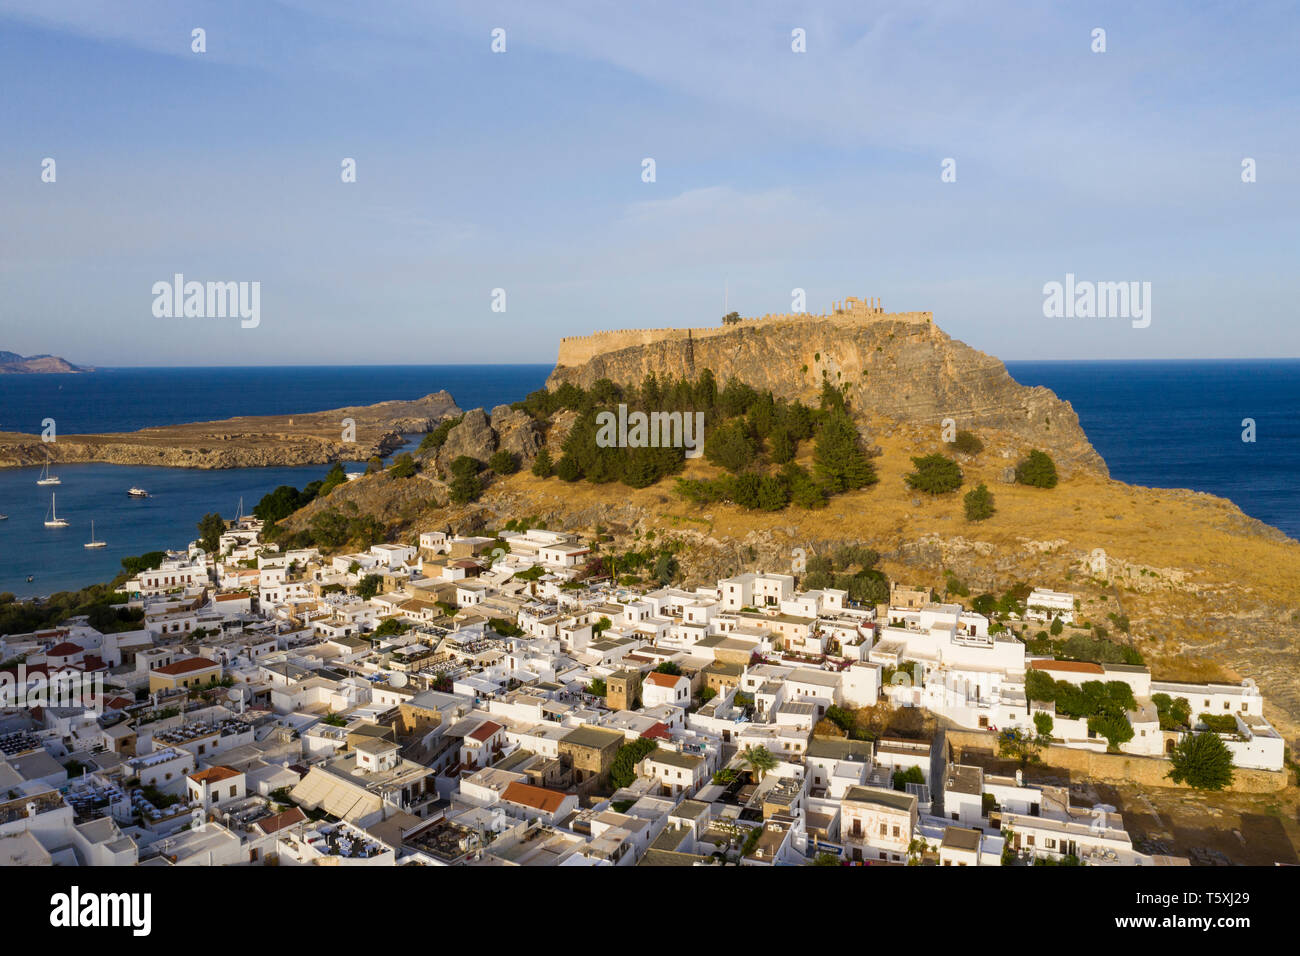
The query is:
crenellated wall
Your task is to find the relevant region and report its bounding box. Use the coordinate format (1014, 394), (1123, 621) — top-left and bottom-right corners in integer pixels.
(556, 297), (933, 366)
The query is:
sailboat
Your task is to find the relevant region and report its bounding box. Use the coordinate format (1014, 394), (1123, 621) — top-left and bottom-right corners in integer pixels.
(44, 493), (69, 528)
(37, 458), (61, 486)
(84, 520), (106, 549)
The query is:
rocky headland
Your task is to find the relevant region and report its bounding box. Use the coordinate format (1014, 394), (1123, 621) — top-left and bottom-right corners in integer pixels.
(0, 391), (461, 469)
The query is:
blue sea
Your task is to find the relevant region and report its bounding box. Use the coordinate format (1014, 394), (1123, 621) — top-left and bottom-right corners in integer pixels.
(1005, 360), (1300, 541)
(0, 361), (1295, 599)
(0, 366), (551, 598)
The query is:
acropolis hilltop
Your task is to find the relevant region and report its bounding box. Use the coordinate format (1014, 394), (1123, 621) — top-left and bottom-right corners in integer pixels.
(556, 296), (934, 367)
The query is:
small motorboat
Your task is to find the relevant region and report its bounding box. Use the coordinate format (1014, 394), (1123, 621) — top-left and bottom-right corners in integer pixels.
(85, 520), (106, 549)
(128, 487), (149, 498)
(45, 493), (69, 528)
(37, 459), (61, 486)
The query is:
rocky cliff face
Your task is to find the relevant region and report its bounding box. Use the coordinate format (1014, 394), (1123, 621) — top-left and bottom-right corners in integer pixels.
(547, 315), (1107, 475)
(429, 405), (543, 474)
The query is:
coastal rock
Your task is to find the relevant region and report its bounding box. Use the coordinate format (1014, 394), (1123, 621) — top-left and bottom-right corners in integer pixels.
(489, 405), (542, 464)
(436, 408), (497, 472)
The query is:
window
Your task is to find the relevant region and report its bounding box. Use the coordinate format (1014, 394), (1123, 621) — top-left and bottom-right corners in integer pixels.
(879, 823), (887, 836)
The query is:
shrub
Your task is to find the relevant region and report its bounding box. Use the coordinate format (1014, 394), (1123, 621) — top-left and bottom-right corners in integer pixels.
(449, 473), (481, 504)
(388, 453), (418, 479)
(1152, 693), (1192, 731)
(951, 429), (984, 455)
(418, 416), (462, 455)
(905, 454), (963, 495)
(963, 482), (995, 520)
(1016, 449), (1059, 488)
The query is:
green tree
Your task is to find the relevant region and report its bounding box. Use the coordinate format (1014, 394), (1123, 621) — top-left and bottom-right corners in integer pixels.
(739, 745), (779, 782)
(254, 485), (308, 523)
(813, 412), (877, 492)
(767, 427), (796, 465)
(704, 419), (758, 473)
(196, 513), (226, 554)
(1049, 616), (1064, 636)
(531, 448), (553, 478)
(121, 552), (168, 578)
(1087, 712), (1134, 752)
(892, 765), (925, 791)
(963, 482), (995, 521)
(488, 450), (519, 474)
(310, 509), (350, 548)
(388, 453), (418, 478)
(555, 454), (582, 481)
(905, 454), (963, 495)
(1016, 449), (1059, 488)
(609, 738), (658, 789)
(1167, 731), (1235, 790)
(318, 462), (347, 496)
(356, 574), (383, 599)
(652, 551), (679, 586)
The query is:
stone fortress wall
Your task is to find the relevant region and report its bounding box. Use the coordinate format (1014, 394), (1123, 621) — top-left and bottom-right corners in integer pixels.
(556, 296), (934, 366)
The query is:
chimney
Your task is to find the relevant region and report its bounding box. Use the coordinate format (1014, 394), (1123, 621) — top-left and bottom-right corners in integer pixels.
(1015, 768), (1023, 786)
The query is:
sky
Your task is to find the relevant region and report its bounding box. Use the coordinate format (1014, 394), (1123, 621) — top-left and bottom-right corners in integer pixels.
(1, 1), (1297, 366)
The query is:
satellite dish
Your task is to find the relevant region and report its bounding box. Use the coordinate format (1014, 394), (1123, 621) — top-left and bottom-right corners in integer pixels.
(389, 672), (409, 689)
(227, 686), (250, 703)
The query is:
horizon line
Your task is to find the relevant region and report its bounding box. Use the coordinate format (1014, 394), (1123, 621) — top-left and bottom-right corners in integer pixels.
(19, 355), (1300, 370)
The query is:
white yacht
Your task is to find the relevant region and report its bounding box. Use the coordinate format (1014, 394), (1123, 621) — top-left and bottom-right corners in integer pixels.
(84, 520), (106, 549)
(37, 459), (61, 486)
(44, 493), (68, 528)
(128, 487), (149, 498)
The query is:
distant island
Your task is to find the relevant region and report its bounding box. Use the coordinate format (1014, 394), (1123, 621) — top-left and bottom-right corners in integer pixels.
(0, 350), (89, 374)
